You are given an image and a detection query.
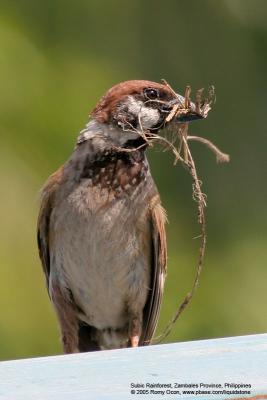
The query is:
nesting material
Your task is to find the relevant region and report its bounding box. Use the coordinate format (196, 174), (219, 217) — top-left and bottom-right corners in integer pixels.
(117, 80), (229, 343)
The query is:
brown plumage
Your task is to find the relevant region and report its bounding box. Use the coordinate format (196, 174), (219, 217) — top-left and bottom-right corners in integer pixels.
(37, 80), (197, 352)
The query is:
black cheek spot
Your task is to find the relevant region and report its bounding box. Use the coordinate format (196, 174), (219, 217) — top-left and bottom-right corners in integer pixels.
(127, 113), (138, 129)
(114, 103), (138, 129)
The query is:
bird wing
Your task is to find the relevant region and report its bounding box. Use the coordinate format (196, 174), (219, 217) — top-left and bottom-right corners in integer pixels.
(37, 167), (64, 292)
(140, 197), (167, 345)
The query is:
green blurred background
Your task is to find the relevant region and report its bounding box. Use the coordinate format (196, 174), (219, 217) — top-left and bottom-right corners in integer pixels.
(1, 0), (267, 360)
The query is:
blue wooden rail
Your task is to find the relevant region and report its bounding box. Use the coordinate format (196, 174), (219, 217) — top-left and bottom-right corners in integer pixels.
(0, 333), (267, 400)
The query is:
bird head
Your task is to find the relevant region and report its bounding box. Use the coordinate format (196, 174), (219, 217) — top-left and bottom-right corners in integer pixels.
(92, 79), (203, 128)
(78, 80), (206, 148)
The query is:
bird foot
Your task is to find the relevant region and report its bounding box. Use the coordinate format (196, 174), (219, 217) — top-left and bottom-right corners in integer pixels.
(130, 335), (139, 347)
(129, 316), (141, 347)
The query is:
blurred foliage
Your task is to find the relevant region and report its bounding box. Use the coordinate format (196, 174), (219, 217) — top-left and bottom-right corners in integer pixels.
(0, 0), (267, 360)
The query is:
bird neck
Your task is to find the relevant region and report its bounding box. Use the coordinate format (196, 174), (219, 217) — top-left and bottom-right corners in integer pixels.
(65, 120), (147, 184)
(76, 119), (146, 149)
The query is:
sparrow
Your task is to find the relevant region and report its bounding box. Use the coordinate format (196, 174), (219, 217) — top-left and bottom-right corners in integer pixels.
(37, 80), (202, 353)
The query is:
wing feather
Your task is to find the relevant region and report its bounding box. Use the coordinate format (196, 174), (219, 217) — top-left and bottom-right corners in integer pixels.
(37, 167), (63, 291)
(140, 199), (167, 345)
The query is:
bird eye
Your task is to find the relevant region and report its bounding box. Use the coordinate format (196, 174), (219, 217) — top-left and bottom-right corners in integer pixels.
(144, 88), (159, 100)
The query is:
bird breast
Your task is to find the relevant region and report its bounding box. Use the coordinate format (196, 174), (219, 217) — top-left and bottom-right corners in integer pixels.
(49, 147), (155, 331)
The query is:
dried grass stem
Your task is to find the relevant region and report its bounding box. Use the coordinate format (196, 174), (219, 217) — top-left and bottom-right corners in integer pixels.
(116, 81), (229, 343)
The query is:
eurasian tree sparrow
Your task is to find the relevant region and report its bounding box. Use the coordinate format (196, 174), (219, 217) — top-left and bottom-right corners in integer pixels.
(37, 80), (202, 352)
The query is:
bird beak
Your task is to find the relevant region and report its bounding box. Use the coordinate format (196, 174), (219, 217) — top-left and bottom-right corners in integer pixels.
(163, 86), (213, 124)
(167, 94), (206, 123)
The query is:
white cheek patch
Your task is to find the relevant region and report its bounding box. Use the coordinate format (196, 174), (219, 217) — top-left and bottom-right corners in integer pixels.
(126, 96), (160, 130)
